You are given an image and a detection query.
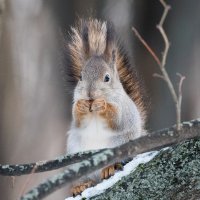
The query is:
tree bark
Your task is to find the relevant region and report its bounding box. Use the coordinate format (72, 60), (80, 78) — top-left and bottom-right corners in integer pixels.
(92, 138), (200, 200)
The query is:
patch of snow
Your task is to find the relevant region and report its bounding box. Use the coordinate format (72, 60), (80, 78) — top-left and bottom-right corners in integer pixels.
(65, 150), (162, 200)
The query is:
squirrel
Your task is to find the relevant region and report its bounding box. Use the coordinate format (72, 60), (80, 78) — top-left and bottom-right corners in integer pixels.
(64, 18), (147, 196)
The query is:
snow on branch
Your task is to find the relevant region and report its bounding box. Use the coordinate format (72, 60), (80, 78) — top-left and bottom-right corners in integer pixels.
(17, 119), (200, 200)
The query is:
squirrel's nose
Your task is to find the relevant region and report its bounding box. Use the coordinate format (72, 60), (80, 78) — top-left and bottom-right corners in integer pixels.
(88, 91), (92, 99)
(88, 89), (97, 100)
(88, 90), (102, 100)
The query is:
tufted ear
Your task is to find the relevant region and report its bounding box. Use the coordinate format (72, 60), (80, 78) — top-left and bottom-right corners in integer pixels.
(111, 49), (116, 64)
(103, 22), (116, 67)
(81, 20), (90, 62)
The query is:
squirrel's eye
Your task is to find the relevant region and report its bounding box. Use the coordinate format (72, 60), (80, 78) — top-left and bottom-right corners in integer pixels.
(104, 74), (110, 82)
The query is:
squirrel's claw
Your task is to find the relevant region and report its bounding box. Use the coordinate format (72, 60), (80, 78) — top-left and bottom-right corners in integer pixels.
(101, 162), (124, 180)
(101, 165), (115, 179)
(72, 180), (95, 197)
(114, 162), (124, 171)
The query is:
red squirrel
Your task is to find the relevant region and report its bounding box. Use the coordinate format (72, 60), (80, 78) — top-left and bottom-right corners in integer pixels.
(64, 18), (147, 196)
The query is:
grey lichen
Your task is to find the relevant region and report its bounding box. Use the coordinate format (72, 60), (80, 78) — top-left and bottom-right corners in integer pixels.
(91, 139), (200, 200)
(93, 150), (114, 166)
(1, 164), (9, 169)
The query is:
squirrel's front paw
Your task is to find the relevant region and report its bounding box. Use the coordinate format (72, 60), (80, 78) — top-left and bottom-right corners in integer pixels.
(101, 163), (124, 179)
(76, 99), (91, 114)
(91, 99), (107, 113)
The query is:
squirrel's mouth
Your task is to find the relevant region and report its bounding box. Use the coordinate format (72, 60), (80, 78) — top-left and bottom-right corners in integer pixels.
(87, 100), (93, 112)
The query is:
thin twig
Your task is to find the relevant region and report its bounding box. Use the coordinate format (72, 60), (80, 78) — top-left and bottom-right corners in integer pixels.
(132, 27), (161, 66)
(159, 0), (171, 27)
(18, 165), (38, 198)
(157, 0), (171, 68)
(153, 73), (166, 81)
(132, 0), (184, 131)
(177, 73), (186, 103)
(156, 0), (181, 130)
(11, 176), (15, 188)
(176, 73), (186, 125)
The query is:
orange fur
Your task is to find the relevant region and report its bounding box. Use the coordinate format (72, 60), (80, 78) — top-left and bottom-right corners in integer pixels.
(99, 102), (118, 129)
(74, 99), (91, 127)
(101, 162), (123, 179)
(101, 165), (115, 179)
(74, 99), (118, 130)
(116, 51), (147, 122)
(91, 98), (118, 129)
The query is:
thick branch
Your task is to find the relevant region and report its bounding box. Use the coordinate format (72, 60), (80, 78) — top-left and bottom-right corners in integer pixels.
(20, 119), (200, 200)
(91, 139), (200, 200)
(20, 149), (115, 200)
(0, 151), (99, 176)
(1, 119), (199, 178)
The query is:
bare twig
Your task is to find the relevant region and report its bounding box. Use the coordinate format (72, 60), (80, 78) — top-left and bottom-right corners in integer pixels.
(157, 0), (171, 68)
(132, 27), (161, 66)
(132, 0), (184, 130)
(20, 119), (200, 200)
(11, 176), (15, 188)
(176, 73), (186, 125)
(153, 73), (166, 81)
(18, 165), (38, 198)
(177, 73), (186, 103)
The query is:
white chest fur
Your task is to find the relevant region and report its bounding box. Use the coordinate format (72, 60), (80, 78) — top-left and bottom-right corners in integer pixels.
(67, 114), (117, 154)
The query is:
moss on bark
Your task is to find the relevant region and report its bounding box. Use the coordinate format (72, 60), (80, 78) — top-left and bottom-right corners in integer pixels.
(91, 139), (200, 200)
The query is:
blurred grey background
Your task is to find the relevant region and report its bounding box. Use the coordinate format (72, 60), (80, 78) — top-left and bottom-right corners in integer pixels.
(0, 0), (200, 199)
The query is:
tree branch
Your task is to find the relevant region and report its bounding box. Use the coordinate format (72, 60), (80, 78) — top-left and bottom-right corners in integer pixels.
(18, 119), (200, 200)
(157, 0), (171, 68)
(153, 73), (166, 81)
(132, 27), (161, 66)
(1, 119), (199, 178)
(0, 150), (99, 176)
(176, 73), (186, 121)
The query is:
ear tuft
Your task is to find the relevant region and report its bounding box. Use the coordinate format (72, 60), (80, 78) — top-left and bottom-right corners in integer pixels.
(103, 22), (116, 64)
(81, 20), (90, 60)
(112, 49), (116, 64)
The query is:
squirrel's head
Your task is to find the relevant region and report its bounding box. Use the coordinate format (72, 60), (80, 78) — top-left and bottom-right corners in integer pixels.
(66, 19), (147, 121)
(74, 53), (122, 101)
(70, 19), (124, 101)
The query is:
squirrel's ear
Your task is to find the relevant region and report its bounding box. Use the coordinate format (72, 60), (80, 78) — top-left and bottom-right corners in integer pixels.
(103, 21), (115, 63)
(111, 49), (116, 64)
(81, 20), (90, 62)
